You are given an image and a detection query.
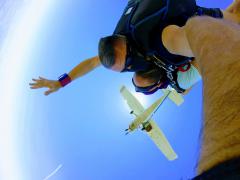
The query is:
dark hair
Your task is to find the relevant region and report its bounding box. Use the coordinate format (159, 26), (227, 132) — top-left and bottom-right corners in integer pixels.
(98, 35), (125, 68)
(135, 68), (167, 84)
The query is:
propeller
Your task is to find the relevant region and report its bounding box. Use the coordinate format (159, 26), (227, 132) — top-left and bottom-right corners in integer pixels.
(125, 128), (130, 135)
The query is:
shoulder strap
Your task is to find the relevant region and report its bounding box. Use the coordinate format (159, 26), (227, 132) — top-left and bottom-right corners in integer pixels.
(168, 70), (186, 93)
(165, 0), (197, 20)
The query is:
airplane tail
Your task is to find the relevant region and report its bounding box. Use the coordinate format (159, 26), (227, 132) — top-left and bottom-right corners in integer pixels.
(162, 89), (184, 106)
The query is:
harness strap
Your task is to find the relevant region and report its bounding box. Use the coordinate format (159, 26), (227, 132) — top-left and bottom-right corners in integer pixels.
(167, 71), (186, 93)
(178, 63), (191, 72)
(151, 54), (186, 93)
(195, 6), (223, 18)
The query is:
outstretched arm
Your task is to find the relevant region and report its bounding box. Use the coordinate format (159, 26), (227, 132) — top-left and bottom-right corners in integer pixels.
(29, 56), (101, 95)
(68, 56), (100, 81)
(184, 16), (240, 176)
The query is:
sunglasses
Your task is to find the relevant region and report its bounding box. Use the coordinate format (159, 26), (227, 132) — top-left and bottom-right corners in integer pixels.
(121, 41), (134, 72)
(132, 78), (169, 95)
(121, 41), (153, 73)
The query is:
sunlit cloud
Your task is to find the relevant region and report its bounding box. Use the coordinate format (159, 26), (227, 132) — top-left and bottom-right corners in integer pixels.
(132, 91), (149, 108)
(0, 0), (55, 179)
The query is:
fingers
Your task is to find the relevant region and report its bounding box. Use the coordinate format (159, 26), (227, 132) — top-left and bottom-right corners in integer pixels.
(32, 77), (46, 82)
(44, 91), (51, 96)
(39, 76), (47, 80)
(29, 79), (44, 89)
(29, 83), (40, 89)
(44, 88), (56, 96)
(29, 76), (59, 95)
(31, 78), (41, 84)
(32, 78), (39, 82)
(29, 77), (47, 89)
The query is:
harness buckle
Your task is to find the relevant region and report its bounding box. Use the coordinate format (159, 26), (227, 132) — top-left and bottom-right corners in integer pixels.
(166, 71), (174, 81)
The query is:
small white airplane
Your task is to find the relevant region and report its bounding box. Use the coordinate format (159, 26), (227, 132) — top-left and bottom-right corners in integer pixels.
(120, 86), (184, 161)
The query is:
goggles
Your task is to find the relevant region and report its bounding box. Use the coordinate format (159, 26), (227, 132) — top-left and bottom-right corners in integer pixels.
(121, 41), (152, 72)
(132, 78), (169, 95)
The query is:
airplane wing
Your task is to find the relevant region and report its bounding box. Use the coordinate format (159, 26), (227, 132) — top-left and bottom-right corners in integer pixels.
(120, 86), (144, 116)
(145, 120), (178, 161)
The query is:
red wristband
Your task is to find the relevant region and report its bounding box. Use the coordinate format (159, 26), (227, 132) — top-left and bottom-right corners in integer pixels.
(58, 73), (72, 87)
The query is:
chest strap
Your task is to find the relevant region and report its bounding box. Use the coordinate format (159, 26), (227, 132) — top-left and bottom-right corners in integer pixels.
(151, 54), (186, 93)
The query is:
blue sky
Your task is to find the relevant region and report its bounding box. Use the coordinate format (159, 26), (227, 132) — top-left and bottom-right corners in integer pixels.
(0, 0), (233, 179)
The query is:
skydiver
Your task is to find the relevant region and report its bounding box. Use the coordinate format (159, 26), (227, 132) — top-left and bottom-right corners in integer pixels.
(29, 0), (240, 96)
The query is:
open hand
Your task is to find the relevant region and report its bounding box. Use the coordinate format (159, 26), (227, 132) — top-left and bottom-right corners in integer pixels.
(29, 76), (62, 96)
